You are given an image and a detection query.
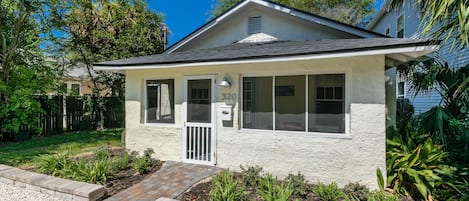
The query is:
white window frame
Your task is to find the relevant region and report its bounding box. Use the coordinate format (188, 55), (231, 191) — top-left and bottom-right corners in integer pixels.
(143, 77), (179, 128)
(239, 71), (351, 138)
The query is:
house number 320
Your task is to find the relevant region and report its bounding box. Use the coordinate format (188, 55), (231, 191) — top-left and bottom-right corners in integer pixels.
(222, 93), (237, 101)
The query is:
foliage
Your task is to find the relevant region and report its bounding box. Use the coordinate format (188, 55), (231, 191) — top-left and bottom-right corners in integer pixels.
(111, 152), (130, 170)
(64, 0), (166, 95)
(210, 0), (374, 27)
(143, 148), (155, 161)
(0, 129), (123, 167)
(366, 191), (399, 201)
(0, 0), (57, 135)
(37, 153), (69, 176)
(95, 147), (111, 161)
(240, 165), (263, 187)
(257, 173), (293, 201)
(37, 151), (112, 184)
(132, 157), (150, 174)
(81, 158), (112, 184)
(385, 134), (455, 200)
(312, 182), (347, 201)
(387, 0), (469, 48)
(285, 172), (309, 196)
(343, 182), (369, 201)
(210, 170), (245, 201)
(403, 60), (469, 172)
(131, 148), (154, 174)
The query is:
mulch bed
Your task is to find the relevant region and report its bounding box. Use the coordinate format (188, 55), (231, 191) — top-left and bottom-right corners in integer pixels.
(24, 146), (164, 199)
(104, 160), (163, 197)
(73, 147), (165, 198)
(179, 180), (321, 201)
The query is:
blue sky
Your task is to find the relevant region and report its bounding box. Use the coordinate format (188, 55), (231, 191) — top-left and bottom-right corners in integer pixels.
(149, 0), (386, 46)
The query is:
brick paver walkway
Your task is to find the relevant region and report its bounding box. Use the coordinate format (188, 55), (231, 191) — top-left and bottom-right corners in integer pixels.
(105, 161), (221, 201)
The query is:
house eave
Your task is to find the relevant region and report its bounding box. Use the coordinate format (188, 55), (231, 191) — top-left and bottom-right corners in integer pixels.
(94, 45), (439, 72)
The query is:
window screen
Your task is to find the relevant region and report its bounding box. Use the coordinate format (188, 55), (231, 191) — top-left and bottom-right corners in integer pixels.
(146, 79), (175, 123)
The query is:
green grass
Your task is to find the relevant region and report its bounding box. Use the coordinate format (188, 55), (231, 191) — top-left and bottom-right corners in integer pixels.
(0, 129), (124, 168)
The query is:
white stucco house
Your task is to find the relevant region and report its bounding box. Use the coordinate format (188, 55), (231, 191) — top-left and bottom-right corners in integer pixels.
(367, 0), (469, 114)
(94, 0), (438, 188)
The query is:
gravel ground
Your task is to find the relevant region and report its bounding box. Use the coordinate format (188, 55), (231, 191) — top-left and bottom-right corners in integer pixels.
(0, 182), (66, 201)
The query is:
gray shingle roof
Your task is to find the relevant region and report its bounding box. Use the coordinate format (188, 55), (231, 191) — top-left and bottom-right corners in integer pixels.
(94, 38), (436, 67)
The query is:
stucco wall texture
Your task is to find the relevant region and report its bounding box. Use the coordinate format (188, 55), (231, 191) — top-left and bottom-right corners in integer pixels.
(124, 55), (386, 189)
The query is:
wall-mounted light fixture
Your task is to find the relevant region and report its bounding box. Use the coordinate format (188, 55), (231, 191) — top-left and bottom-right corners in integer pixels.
(219, 76), (231, 88)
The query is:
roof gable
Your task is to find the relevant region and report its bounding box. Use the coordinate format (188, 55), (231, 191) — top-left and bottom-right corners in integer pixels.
(165, 0), (386, 53)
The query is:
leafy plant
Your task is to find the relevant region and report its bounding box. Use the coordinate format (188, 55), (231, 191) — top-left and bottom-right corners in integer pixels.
(210, 170), (245, 201)
(312, 182), (347, 201)
(385, 135), (455, 200)
(257, 173), (294, 201)
(111, 152), (129, 171)
(132, 156), (150, 174)
(143, 148), (155, 161)
(81, 158), (112, 184)
(285, 172), (309, 196)
(37, 153), (69, 176)
(95, 147), (111, 161)
(343, 182), (369, 201)
(240, 165), (263, 187)
(366, 191), (398, 201)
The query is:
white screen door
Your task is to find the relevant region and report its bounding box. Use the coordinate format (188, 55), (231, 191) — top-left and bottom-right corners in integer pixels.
(183, 75), (216, 165)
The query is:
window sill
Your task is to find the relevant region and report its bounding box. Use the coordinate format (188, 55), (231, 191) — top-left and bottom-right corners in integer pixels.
(140, 123), (181, 129)
(238, 129), (352, 139)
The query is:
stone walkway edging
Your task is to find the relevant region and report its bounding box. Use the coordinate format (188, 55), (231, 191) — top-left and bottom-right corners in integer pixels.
(0, 164), (105, 201)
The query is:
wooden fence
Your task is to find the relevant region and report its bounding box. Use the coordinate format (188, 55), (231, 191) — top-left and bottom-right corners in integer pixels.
(21, 96), (124, 135)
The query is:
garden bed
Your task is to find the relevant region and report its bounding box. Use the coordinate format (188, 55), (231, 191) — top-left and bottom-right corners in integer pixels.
(179, 166), (408, 201)
(0, 129), (165, 197)
(32, 146), (163, 198)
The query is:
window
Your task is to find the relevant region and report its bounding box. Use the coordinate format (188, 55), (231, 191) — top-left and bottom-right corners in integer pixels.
(146, 79), (175, 124)
(242, 77), (273, 130)
(397, 15), (404, 38)
(71, 84), (80, 95)
(187, 79), (211, 123)
(248, 16), (262, 35)
(397, 82), (405, 98)
(385, 26), (390, 36)
(242, 74), (346, 134)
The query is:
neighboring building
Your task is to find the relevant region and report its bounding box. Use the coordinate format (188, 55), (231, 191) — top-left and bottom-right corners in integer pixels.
(94, 0), (437, 188)
(367, 0), (469, 113)
(48, 66), (110, 97)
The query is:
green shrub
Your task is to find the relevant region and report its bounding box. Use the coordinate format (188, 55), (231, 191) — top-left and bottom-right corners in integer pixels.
(58, 160), (86, 180)
(257, 173), (294, 201)
(81, 158), (112, 184)
(132, 156), (150, 174)
(312, 182), (347, 201)
(240, 165), (263, 187)
(210, 170), (245, 201)
(366, 191), (398, 201)
(285, 172), (309, 196)
(95, 147), (111, 161)
(343, 182), (369, 201)
(111, 152), (130, 171)
(37, 153), (69, 176)
(143, 148), (154, 161)
(385, 135), (455, 200)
